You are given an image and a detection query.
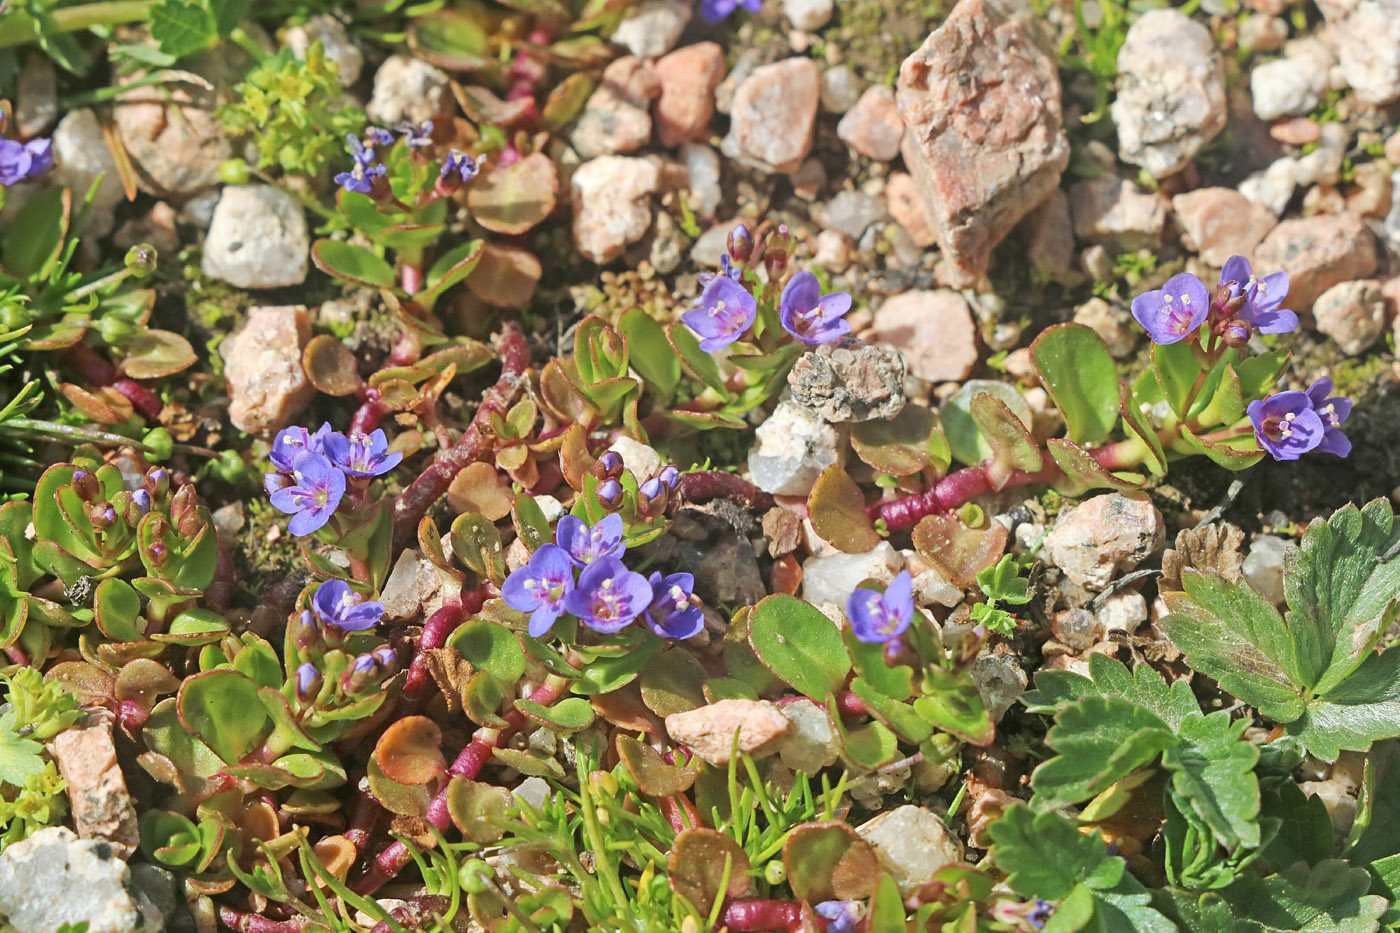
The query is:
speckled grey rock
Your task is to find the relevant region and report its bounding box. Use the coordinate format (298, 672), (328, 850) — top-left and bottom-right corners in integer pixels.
(0, 827), (164, 933)
(50, 109), (126, 233)
(367, 54), (451, 125)
(788, 339), (906, 423)
(201, 185), (308, 288)
(612, 0), (691, 58)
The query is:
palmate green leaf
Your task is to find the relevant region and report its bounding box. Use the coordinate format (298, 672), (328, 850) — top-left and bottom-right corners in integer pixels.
(149, 0), (218, 58)
(0, 720), (46, 787)
(1031, 696), (1175, 807)
(1287, 648), (1400, 762)
(1221, 860), (1387, 932)
(1164, 712), (1261, 849)
(1347, 740), (1400, 868)
(1022, 654), (1202, 729)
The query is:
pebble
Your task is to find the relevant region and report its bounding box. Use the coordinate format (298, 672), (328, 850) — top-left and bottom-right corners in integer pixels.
(114, 80), (229, 196)
(680, 529), (767, 607)
(1239, 13), (1289, 52)
(571, 56), (660, 158)
(1068, 177), (1168, 248)
(837, 85), (905, 161)
(787, 338), (907, 423)
(885, 172), (938, 248)
(1111, 9), (1227, 178)
(1242, 535), (1290, 604)
(201, 185), (309, 289)
(1240, 155), (1301, 215)
(724, 58), (821, 173)
(366, 54), (452, 125)
(1172, 187), (1278, 266)
(1316, 0), (1400, 104)
(607, 436), (665, 480)
(856, 806), (964, 891)
(868, 289), (979, 383)
(514, 776), (551, 811)
(1053, 608), (1101, 649)
(1022, 188), (1074, 276)
(801, 541), (904, 606)
(1312, 279), (1387, 355)
(1073, 297), (1138, 358)
(1096, 591), (1148, 634)
(1386, 132), (1400, 164)
(1253, 212), (1377, 311)
(654, 43), (726, 147)
(284, 13), (363, 85)
(223, 305), (315, 436)
(680, 143), (723, 219)
(820, 65), (865, 113)
(50, 109), (126, 233)
(1250, 40), (1332, 120)
(895, 0), (1068, 284)
(49, 722), (139, 857)
(1270, 116), (1321, 146)
(570, 155), (660, 263)
(1293, 122), (1346, 187)
(612, 0), (691, 59)
(813, 229), (853, 273)
(824, 189), (888, 239)
(15, 53), (57, 137)
(0, 827), (164, 933)
(1043, 494), (1166, 591)
(1387, 168), (1400, 249)
(776, 701), (841, 772)
(664, 699), (790, 766)
(971, 655), (1027, 723)
(379, 549), (452, 622)
(784, 0), (833, 29)
(747, 399), (845, 496)
(1345, 162), (1392, 219)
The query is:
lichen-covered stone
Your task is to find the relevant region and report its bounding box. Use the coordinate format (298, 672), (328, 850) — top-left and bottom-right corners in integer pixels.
(788, 339), (906, 423)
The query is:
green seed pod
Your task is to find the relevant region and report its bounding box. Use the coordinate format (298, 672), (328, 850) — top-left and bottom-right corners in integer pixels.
(124, 244), (158, 278)
(764, 859), (786, 885)
(219, 158), (251, 186)
(458, 859), (494, 895)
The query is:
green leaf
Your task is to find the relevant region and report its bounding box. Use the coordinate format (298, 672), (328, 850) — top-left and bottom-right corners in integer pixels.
(1152, 339), (1201, 420)
(209, 0), (250, 35)
(1023, 654), (1202, 730)
(0, 721), (45, 786)
(987, 805), (1114, 900)
(1031, 696), (1175, 806)
(850, 404), (949, 478)
(1030, 323), (1120, 445)
(516, 696), (595, 732)
(668, 323), (727, 395)
(447, 621), (525, 690)
(620, 308), (680, 403)
(941, 381), (1033, 468)
(748, 595), (851, 700)
(913, 667), (994, 745)
(1120, 380), (1167, 477)
(1163, 712), (1260, 849)
(807, 465), (880, 554)
(420, 239), (484, 307)
(149, 0), (217, 58)
(970, 393), (1044, 489)
(176, 670), (271, 765)
(2, 187), (68, 280)
(977, 555), (1031, 606)
(311, 239), (396, 289)
(1218, 860), (1387, 932)
(1287, 648), (1400, 762)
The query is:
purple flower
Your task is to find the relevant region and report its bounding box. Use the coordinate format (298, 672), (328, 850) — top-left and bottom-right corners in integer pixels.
(639, 477), (666, 502)
(323, 429), (403, 477)
(697, 254), (744, 290)
(441, 149), (479, 183)
(1248, 391), (1326, 461)
(502, 544), (576, 637)
(847, 571), (915, 645)
(643, 572), (704, 640)
(814, 901), (863, 933)
(727, 223), (753, 262)
(397, 121), (434, 147)
(699, 0), (762, 22)
(596, 450), (624, 479)
(312, 578), (385, 632)
(268, 450), (346, 536)
(1220, 256), (1298, 335)
(779, 271), (853, 345)
(0, 138), (51, 186)
(364, 127), (395, 147)
(1130, 272), (1210, 345)
(335, 134), (386, 193)
(270, 424), (332, 473)
(1306, 378), (1352, 457)
(132, 489), (152, 515)
(556, 513), (626, 567)
(22, 139), (51, 176)
(295, 662), (321, 699)
(681, 276), (757, 352)
(563, 557), (652, 634)
(597, 479), (625, 510)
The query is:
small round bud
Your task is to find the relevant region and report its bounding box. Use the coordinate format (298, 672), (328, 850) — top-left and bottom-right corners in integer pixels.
(593, 450), (624, 481)
(597, 479), (624, 510)
(219, 158), (251, 186)
(458, 859), (494, 895)
(88, 502), (117, 529)
(96, 314), (138, 344)
(727, 223), (754, 263)
(142, 427), (173, 463)
(124, 244), (158, 278)
(659, 465), (680, 490)
(71, 471), (99, 501)
(1221, 318), (1251, 348)
(764, 860), (786, 885)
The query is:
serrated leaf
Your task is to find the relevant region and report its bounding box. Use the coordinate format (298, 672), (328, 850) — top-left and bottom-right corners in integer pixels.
(1218, 860), (1387, 932)
(0, 723), (45, 786)
(987, 805), (1112, 900)
(1164, 712), (1260, 849)
(1031, 696), (1175, 806)
(1022, 654), (1202, 730)
(150, 0), (217, 58)
(1286, 648), (1400, 762)
(209, 0), (249, 34)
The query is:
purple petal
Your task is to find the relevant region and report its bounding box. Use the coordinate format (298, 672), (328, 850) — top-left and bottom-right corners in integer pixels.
(1219, 255), (1252, 292)
(884, 571), (914, 626)
(268, 485), (305, 516)
(1306, 378), (1335, 408)
(529, 604), (565, 638)
(816, 291), (853, 319)
(781, 271), (821, 319)
(1317, 428), (1352, 457)
(288, 505), (333, 536)
(1245, 306), (1298, 335)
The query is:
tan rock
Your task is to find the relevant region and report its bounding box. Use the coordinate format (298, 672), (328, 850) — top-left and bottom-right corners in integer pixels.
(570, 57), (661, 158)
(836, 85), (905, 161)
(654, 43), (726, 147)
(224, 305), (314, 436)
(895, 0), (1069, 285)
(665, 699), (790, 766)
(570, 156), (660, 264)
(1044, 493), (1165, 591)
(856, 805), (963, 890)
(1254, 212), (1377, 311)
(1171, 187), (1277, 267)
(1313, 279), (1387, 355)
(1023, 188), (1074, 275)
(49, 722), (139, 857)
(1069, 177), (1167, 249)
(885, 172), (938, 248)
(726, 58), (821, 173)
(868, 290), (978, 382)
(114, 81), (228, 196)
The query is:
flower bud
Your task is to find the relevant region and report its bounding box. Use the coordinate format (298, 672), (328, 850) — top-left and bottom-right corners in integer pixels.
(124, 244), (158, 278)
(88, 502), (117, 529)
(171, 486), (202, 537)
(593, 450), (624, 481)
(218, 158), (251, 186)
(142, 427), (173, 463)
(763, 245), (788, 279)
(1221, 318), (1251, 348)
(372, 645), (396, 669)
(295, 662), (322, 701)
(145, 541), (169, 567)
(597, 479), (624, 510)
(659, 465), (680, 490)
(458, 859), (494, 895)
(764, 860), (787, 885)
(71, 471), (99, 501)
(291, 610), (320, 650)
(727, 223), (754, 263)
(638, 477), (668, 517)
(146, 468), (170, 498)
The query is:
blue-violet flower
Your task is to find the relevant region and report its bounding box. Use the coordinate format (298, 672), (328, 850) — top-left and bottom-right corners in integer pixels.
(681, 275), (757, 352)
(268, 450), (346, 535)
(502, 544), (577, 637)
(397, 121), (433, 147)
(441, 149), (479, 183)
(556, 513), (626, 567)
(1248, 391), (1325, 461)
(1219, 255), (1298, 335)
(1306, 378), (1352, 457)
(698, 0), (762, 22)
(563, 557), (652, 634)
(779, 271), (853, 345)
(814, 901), (864, 933)
(643, 572), (704, 640)
(295, 662), (321, 700)
(270, 424), (332, 473)
(364, 127), (395, 147)
(0, 138), (52, 186)
(312, 578), (386, 632)
(323, 429), (403, 477)
(1130, 272), (1210, 345)
(847, 570), (915, 645)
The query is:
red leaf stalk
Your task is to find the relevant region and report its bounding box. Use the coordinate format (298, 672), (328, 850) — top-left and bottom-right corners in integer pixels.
(392, 322), (530, 540)
(352, 675), (566, 895)
(870, 461), (1064, 531)
(399, 602), (465, 701)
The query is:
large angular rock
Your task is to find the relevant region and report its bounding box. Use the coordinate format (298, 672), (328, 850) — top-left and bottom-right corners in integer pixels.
(0, 827), (164, 933)
(665, 700), (790, 766)
(1316, 0), (1400, 105)
(1044, 493), (1165, 590)
(49, 722), (139, 857)
(724, 58), (821, 173)
(1253, 212), (1377, 311)
(1171, 187), (1277, 266)
(1069, 177), (1168, 249)
(201, 185), (309, 289)
(570, 57), (660, 158)
(654, 43), (727, 147)
(223, 305), (315, 436)
(570, 156), (660, 263)
(1111, 9), (1226, 178)
(895, 0), (1069, 285)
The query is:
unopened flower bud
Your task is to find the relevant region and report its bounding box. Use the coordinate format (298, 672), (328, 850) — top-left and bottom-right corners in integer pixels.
(597, 479), (624, 510)
(593, 451), (624, 481)
(124, 244), (157, 278)
(1221, 318), (1251, 348)
(763, 246), (788, 278)
(147, 468), (170, 498)
(659, 466), (680, 490)
(727, 223), (754, 263)
(131, 489), (152, 516)
(146, 541), (169, 567)
(764, 861), (786, 885)
(89, 502), (117, 529)
(171, 486), (201, 537)
(372, 645), (396, 669)
(295, 662), (322, 701)
(638, 478), (667, 516)
(71, 471), (99, 501)
(291, 610), (320, 649)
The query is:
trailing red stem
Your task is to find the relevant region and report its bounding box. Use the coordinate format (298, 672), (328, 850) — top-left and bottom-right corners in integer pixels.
(869, 462), (1063, 532)
(673, 471), (775, 512)
(345, 785), (379, 852)
(392, 322), (530, 540)
(721, 900), (824, 932)
(350, 394), (387, 435)
(399, 602), (465, 701)
(352, 676), (564, 895)
(217, 907), (305, 933)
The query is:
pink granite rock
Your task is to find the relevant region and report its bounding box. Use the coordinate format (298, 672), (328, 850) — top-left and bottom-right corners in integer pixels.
(570, 56), (661, 158)
(895, 0), (1069, 285)
(869, 290), (979, 383)
(654, 43), (726, 146)
(50, 721), (139, 857)
(1253, 212), (1377, 311)
(224, 305), (314, 436)
(665, 699), (791, 766)
(571, 156), (660, 263)
(837, 85), (905, 161)
(726, 58), (821, 173)
(886, 172), (938, 248)
(1171, 188), (1277, 266)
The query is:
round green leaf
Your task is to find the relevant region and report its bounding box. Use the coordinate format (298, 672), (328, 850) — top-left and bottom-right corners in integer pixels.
(782, 822), (879, 902)
(748, 595), (851, 699)
(516, 696), (595, 732)
(311, 239), (395, 289)
(1030, 323), (1120, 446)
(448, 620), (526, 689)
(176, 670), (271, 765)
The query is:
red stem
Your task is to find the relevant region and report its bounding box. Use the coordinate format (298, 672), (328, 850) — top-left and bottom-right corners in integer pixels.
(352, 676), (564, 895)
(401, 263), (423, 297)
(721, 900), (821, 932)
(672, 471), (775, 512)
(344, 785), (379, 853)
(658, 793), (700, 833)
(217, 907), (305, 933)
(399, 603), (465, 701)
(350, 395), (386, 436)
(112, 378), (163, 419)
(392, 322), (530, 540)
(869, 462), (1063, 532)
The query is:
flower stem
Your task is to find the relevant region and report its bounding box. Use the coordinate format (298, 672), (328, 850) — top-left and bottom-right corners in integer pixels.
(0, 0), (158, 48)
